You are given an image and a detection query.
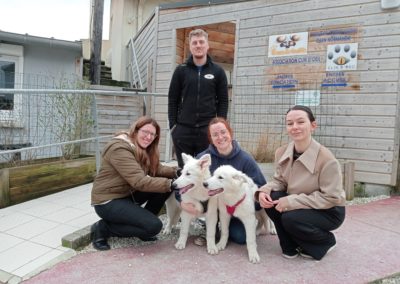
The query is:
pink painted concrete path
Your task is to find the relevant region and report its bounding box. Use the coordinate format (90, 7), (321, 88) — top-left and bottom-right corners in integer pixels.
(23, 196), (400, 284)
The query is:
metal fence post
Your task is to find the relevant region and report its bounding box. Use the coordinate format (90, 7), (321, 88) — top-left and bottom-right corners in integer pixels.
(91, 94), (101, 173)
(164, 128), (171, 162)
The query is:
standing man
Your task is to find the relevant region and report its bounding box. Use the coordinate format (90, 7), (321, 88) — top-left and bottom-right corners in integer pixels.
(168, 28), (229, 168)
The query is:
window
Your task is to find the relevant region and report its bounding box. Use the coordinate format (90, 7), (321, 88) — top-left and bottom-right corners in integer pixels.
(0, 44), (23, 126)
(0, 58), (16, 110)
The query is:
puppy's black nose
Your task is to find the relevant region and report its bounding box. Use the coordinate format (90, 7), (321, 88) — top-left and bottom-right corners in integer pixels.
(170, 180), (178, 191)
(203, 182), (208, 188)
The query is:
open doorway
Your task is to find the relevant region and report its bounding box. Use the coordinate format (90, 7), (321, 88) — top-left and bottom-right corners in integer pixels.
(175, 22), (236, 110)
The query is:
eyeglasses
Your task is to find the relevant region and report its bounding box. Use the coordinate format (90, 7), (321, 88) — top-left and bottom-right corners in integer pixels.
(211, 130), (228, 138)
(139, 129), (157, 139)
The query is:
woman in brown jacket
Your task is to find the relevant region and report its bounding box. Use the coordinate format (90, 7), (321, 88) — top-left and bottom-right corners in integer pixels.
(255, 105), (345, 260)
(91, 116), (178, 250)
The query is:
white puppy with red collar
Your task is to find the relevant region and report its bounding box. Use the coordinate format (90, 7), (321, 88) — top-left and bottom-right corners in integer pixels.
(203, 165), (261, 264)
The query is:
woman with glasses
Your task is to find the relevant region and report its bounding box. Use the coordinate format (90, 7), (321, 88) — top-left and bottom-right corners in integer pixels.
(90, 116), (179, 250)
(177, 117), (268, 246)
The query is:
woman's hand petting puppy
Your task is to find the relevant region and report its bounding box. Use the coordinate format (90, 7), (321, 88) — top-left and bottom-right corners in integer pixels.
(181, 202), (202, 216)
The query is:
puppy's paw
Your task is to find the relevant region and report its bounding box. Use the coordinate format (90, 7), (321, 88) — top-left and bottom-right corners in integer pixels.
(269, 221), (277, 235)
(207, 245), (219, 255)
(216, 241), (227, 251)
(175, 241), (186, 250)
(256, 226), (268, 236)
(249, 252), (261, 264)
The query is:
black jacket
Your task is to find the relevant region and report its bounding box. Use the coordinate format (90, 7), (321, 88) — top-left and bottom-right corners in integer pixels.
(168, 55), (228, 129)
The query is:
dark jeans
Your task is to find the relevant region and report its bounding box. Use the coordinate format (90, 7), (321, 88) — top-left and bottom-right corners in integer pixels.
(94, 191), (172, 240)
(228, 203), (263, 245)
(265, 191), (345, 260)
(229, 217), (246, 244)
(171, 124), (209, 168)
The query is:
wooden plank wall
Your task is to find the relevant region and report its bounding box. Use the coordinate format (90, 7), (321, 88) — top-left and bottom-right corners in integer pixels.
(145, 0), (400, 187)
(133, 15), (157, 89)
(131, 13), (172, 153)
(95, 94), (142, 150)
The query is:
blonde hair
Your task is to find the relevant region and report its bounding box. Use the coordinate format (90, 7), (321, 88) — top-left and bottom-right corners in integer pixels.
(189, 29), (208, 41)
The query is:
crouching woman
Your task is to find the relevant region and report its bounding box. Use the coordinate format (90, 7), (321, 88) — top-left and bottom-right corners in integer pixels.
(91, 116), (178, 250)
(255, 105), (345, 260)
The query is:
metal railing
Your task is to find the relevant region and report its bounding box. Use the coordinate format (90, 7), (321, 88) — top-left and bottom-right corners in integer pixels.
(0, 88), (167, 172)
(1, 79), (340, 171)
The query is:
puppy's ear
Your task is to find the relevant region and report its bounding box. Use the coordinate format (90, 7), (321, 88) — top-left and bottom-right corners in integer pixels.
(198, 154), (211, 170)
(182, 153), (193, 164)
(232, 172), (248, 184)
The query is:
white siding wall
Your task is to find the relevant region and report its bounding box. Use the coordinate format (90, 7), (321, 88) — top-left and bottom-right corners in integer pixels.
(137, 0), (400, 187)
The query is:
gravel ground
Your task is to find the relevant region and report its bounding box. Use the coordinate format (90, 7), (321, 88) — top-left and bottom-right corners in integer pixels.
(344, 194), (390, 205)
(79, 215), (206, 253)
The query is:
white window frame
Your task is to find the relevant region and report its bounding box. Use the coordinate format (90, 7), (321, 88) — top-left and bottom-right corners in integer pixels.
(0, 43), (23, 127)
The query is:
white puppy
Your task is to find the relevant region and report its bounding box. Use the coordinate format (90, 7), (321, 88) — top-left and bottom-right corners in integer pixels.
(203, 165), (263, 263)
(163, 153), (212, 250)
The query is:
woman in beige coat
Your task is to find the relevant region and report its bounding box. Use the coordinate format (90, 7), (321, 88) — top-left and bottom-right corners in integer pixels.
(255, 105), (345, 260)
(91, 116), (178, 250)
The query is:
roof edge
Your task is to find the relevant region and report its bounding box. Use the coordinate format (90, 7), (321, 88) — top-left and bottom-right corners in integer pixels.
(0, 30), (82, 51)
(159, 0), (247, 10)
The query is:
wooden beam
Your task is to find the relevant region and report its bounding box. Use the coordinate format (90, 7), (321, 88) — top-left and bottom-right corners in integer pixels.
(0, 169), (10, 208)
(344, 161), (355, 200)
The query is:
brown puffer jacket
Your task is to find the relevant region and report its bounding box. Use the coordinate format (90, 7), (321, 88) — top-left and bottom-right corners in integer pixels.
(91, 137), (177, 205)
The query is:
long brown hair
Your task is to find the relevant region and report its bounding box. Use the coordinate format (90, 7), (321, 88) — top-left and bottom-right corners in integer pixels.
(207, 117), (234, 143)
(127, 116), (161, 175)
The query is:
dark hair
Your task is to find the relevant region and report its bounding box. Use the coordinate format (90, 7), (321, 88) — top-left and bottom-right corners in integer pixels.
(208, 117), (233, 143)
(287, 105), (316, 122)
(127, 116), (161, 175)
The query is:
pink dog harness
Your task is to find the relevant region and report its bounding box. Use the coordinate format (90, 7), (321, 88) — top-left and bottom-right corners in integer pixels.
(226, 194), (246, 216)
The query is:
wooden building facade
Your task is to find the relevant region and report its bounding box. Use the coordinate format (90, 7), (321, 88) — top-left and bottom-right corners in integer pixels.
(128, 0), (400, 190)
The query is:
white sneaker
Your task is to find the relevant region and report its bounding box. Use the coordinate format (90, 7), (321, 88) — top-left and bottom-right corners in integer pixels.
(282, 252), (298, 259)
(326, 244), (336, 255)
(299, 251), (313, 259)
(300, 244), (336, 259)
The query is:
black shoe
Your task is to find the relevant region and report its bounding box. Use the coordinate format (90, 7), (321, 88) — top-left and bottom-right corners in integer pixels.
(91, 222), (110, 251)
(93, 238), (111, 251)
(139, 236), (158, 242)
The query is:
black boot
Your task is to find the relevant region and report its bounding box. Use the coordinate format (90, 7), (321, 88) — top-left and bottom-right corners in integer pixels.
(139, 235), (158, 242)
(91, 221), (110, 251)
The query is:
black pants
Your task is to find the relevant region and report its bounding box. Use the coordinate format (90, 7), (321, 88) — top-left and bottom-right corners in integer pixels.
(171, 124), (209, 168)
(94, 191), (172, 240)
(265, 191), (345, 260)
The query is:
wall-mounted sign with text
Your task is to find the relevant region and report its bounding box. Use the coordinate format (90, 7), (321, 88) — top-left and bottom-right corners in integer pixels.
(309, 26), (359, 45)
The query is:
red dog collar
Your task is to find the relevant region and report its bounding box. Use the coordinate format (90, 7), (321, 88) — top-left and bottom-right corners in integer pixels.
(226, 194), (246, 216)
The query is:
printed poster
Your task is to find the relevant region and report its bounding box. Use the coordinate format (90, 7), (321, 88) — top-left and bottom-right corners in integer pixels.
(326, 43), (358, 71)
(268, 32), (308, 57)
(295, 90), (321, 106)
